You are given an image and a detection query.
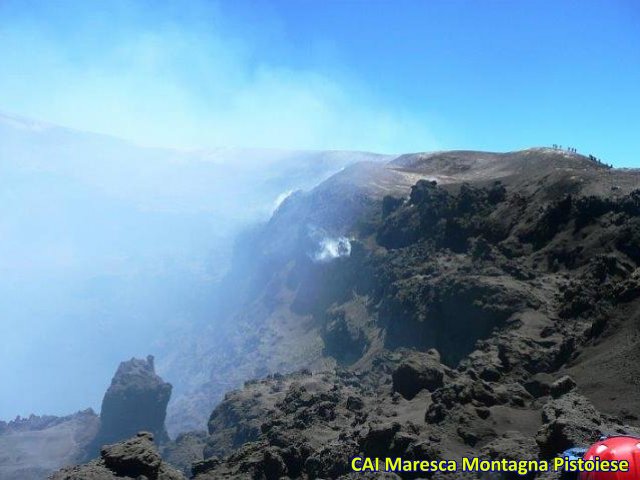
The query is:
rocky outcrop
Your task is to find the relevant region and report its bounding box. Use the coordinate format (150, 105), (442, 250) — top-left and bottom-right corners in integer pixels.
(86, 356), (172, 458)
(51, 432), (185, 480)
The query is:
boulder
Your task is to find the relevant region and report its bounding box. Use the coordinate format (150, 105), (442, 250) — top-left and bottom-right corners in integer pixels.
(392, 350), (445, 400)
(101, 432), (162, 478)
(51, 432), (185, 480)
(550, 375), (577, 398)
(536, 393), (605, 458)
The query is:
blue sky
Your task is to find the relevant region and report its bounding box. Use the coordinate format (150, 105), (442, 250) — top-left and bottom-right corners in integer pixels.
(0, 0), (638, 165)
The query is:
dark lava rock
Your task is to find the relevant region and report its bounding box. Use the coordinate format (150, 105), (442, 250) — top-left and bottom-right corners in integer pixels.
(481, 432), (540, 480)
(161, 431), (207, 476)
(524, 373), (554, 398)
(482, 431), (539, 460)
(191, 457), (220, 477)
(550, 375), (577, 398)
(475, 407), (491, 419)
(360, 421), (401, 457)
(536, 393), (606, 458)
(392, 350), (444, 399)
(346, 395), (365, 411)
(51, 432), (185, 480)
(101, 432), (162, 477)
(262, 447), (287, 479)
(87, 356), (172, 458)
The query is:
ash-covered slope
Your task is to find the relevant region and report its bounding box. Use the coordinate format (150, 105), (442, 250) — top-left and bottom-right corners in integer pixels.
(161, 148), (640, 479)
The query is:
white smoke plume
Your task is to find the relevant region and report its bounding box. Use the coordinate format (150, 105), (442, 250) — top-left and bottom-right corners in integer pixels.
(308, 226), (351, 262)
(313, 236), (351, 262)
(271, 189), (296, 214)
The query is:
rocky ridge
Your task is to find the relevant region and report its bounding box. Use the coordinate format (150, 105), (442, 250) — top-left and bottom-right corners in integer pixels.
(0, 410), (99, 480)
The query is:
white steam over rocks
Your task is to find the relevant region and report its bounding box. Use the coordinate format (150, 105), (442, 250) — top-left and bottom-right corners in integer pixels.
(314, 236), (351, 262)
(308, 226), (352, 262)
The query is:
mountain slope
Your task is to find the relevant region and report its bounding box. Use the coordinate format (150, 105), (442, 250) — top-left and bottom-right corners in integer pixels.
(153, 148), (640, 478)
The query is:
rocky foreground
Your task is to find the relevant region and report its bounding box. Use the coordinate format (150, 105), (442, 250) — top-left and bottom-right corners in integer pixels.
(51, 432), (183, 480)
(54, 149), (640, 479)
